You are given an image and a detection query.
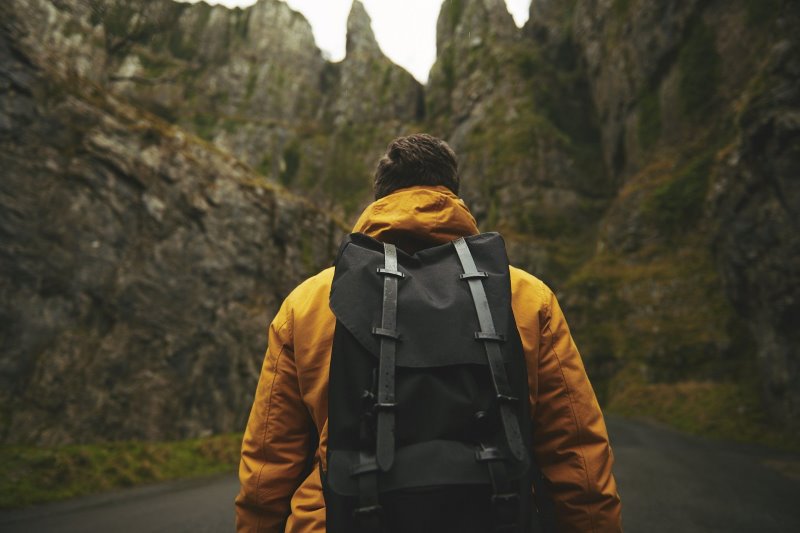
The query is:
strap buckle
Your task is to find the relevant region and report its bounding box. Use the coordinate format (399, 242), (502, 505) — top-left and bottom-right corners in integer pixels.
(497, 393), (519, 404)
(371, 327), (400, 340)
(491, 493), (519, 504)
(376, 267), (404, 278)
(475, 331), (505, 342)
(459, 271), (488, 280)
(475, 446), (505, 462)
(351, 460), (380, 476)
(353, 504), (383, 517)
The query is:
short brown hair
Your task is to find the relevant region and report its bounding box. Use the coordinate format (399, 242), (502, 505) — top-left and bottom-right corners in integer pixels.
(373, 134), (459, 199)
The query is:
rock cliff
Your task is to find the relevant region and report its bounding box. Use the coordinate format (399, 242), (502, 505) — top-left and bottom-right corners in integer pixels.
(564, 0), (800, 432)
(425, 0), (799, 435)
(0, 0), (344, 444)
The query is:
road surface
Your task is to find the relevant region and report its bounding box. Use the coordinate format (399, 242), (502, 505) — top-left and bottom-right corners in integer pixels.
(1, 416), (798, 532)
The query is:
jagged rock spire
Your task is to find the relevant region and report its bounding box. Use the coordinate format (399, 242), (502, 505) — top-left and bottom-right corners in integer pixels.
(346, 0), (380, 58)
(435, 0), (517, 51)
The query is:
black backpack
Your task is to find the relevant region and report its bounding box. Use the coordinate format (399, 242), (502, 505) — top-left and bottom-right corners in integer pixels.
(322, 232), (553, 533)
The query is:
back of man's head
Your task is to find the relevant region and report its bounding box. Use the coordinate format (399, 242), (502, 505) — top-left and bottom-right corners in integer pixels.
(373, 133), (459, 200)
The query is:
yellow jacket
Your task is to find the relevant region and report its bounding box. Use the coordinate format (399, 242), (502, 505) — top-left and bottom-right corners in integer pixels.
(235, 186), (622, 532)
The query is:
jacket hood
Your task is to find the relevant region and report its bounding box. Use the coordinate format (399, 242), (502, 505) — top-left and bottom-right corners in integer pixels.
(351, 186), (479, 254)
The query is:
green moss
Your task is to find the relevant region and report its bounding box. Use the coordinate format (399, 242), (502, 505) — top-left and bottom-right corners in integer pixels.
(280, 142), (301, 185)
(644, 152), (713, 235)
(220, 118), (238, 134)
(0, 433), (242, 509)
(168, 31), (197, 60)
(103, 4), (134, 45)
(192, 114), (217, 141)
(300, 232), (316, 273)
(233, 8), (251, 39)
(743, 0), (781, 26)
(440, 46), (456, 95)
(166, 3), (212, 62)
(563, 238), (748, 405)
(612, 0), (632, 17)
(678, 18), (721, 119)
(192, 2), (213, 32)
(256, 154), (272, 177)
(245, 69), (258, 100)
(139, 54), (174, 78)
(514, 46), (541, 81)
(446, 0), (466, 30)
(380, 64), (393, 90)
(323, 127), (372, 214)
(637, 88), (661, 150)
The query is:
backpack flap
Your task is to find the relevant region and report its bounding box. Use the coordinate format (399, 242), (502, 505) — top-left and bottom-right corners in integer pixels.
(329, 232), (513, 368)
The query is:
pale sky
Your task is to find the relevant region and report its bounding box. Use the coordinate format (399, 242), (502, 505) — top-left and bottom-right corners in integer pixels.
(177, 0), (532, 83)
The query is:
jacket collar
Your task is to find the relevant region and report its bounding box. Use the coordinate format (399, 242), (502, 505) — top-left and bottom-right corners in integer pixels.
(352, 186), (479, 254)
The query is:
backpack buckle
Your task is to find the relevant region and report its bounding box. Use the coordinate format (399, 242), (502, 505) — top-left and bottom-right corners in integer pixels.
(474, 331), (505, 342)
(491, 493), (519, 504)
(459, 271), (489, 280)
(496, 393), (518, 404)
(352, 504), (382, 517)
(475, 446), (505, 462)
(371, 327), (401, 340)
(376, 267), (404, 278)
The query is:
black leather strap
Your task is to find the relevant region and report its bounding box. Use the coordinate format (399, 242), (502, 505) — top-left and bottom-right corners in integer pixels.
(353, 383), (380, 532)
(374, 243), (399, 472)
(476, 444), (519, 532)
(353, 448), (381, 531)
(453, 238), (526, 461)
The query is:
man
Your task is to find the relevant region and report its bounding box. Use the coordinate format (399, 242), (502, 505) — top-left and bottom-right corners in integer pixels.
(235, 134), (622, 532)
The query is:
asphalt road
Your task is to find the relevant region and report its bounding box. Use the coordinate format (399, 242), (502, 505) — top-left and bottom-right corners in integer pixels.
(1, 416), (798, 532)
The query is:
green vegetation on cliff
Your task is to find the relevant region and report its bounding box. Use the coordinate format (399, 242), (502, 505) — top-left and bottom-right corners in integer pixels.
(678, 18), (721, 119)
(644, 151), (713, 236)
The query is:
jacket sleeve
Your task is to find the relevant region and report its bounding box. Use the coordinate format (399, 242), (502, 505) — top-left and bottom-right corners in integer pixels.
(235, 299), (314, 533)
(532, 288), (622, 533)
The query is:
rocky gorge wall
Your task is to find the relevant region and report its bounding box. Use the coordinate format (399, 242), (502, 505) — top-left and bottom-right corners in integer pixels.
(1, 0), (798, 445)
(0, 0), (346, 444)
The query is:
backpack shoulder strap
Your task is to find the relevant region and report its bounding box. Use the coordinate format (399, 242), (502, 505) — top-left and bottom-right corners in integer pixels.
(453, 237), (526, 462)
(374, 242), (402, 472)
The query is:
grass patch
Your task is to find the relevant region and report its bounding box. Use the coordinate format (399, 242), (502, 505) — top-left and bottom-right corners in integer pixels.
(0, 433), (242, 509)
(564, 239), (746, 402)
(644, 151), (713, 236)
(637, 87), (661, 150)
(607, 372), (800, 452)
(743, 0), (781, 26)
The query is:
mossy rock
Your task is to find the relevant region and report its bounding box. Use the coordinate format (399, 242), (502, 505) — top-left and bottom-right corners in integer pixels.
(643, 151), (713, 236)
(191, 113), (217, 141)
(280, 141), (302, 185)
(742, 0), (782, 26)
(678, 17), (721, 119)
(637, 87), (662, 150)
